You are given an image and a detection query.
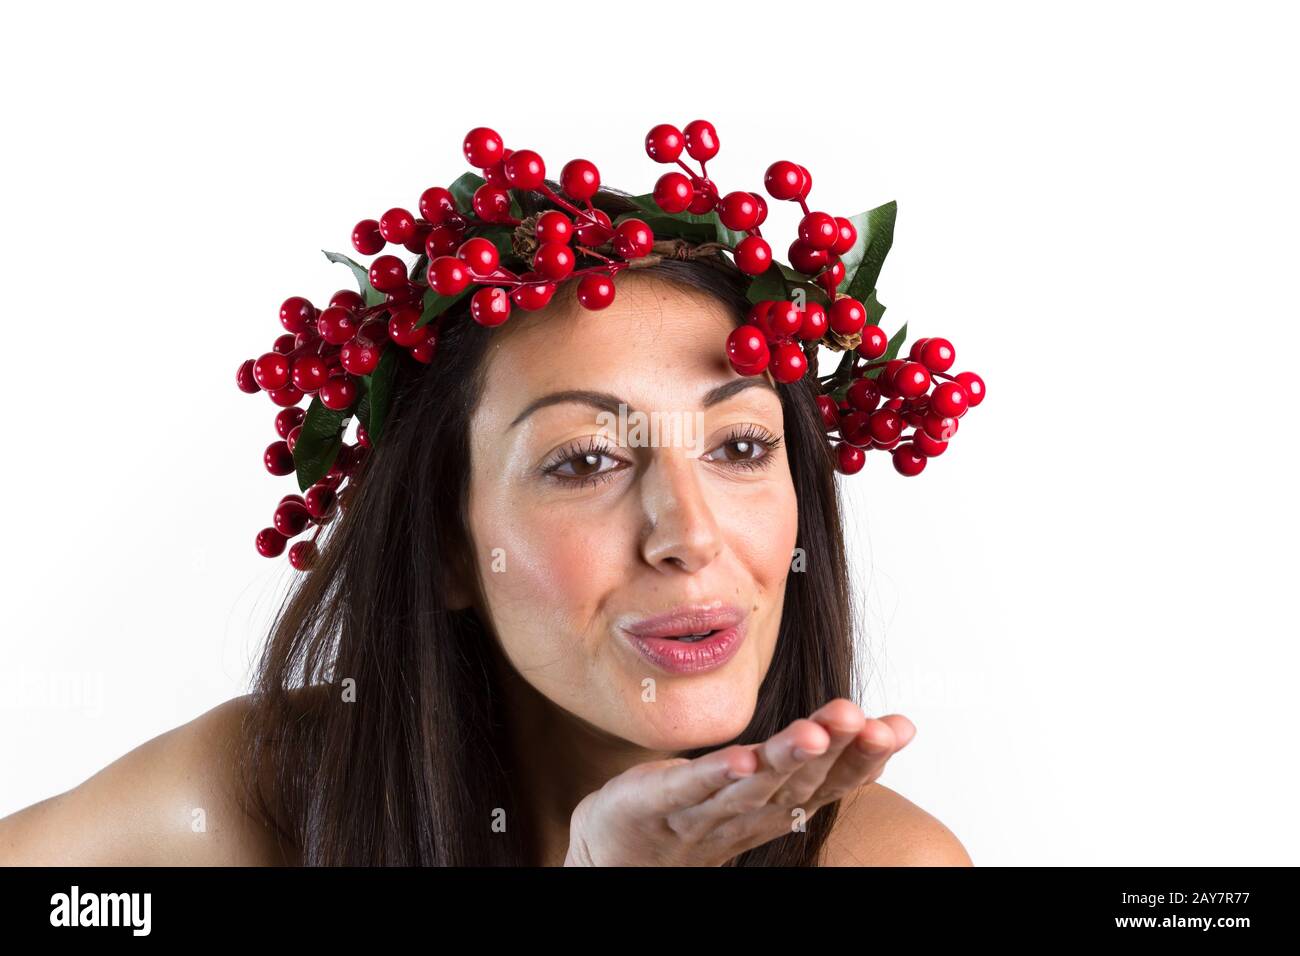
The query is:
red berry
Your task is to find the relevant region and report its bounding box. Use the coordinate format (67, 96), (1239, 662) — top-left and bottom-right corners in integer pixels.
(419, 186), (457, 224)
(352, 219), (384, 255)
(425, 223), (463, 257)
(275, 406), (305, 438)
(770, 341), (808, 383)
(831, 217), (857, 256)
(511, 277), (556, 311)
(379, 207), (416, 245)
(457, 236), (500, 275)
(237, 359), (260, 393)
(464, 127), (504, 168)
(816, 394), (840, 430)
(303, 484), (336, 519)
(317, 306), (359, 345)
(369, 255), (407, 293)
(645, 124), (684, 162)
(576, 273), (616, 310)
(471, 286), (511, 326)
(573, 208), (613, 246)
(799, 211), (838, 250)
(288, 540), (316, 571)
(292, 355), (329, 392)
(767, 300), (802, 339)
(340, 339), (382, 376)
(319, 377), (357, 411)
(279, 296), (316, 334)
(919, 337), (955, 373)
(891, 443), (927, 476)
(955, 371), (986, 407)
(266, 385), (304, 408)
(829, 297), (866, 336)
(612, 218), (654, 259)
(795, 165), (812, 200)
(687, 177), (718, 214)
(835, 441), (866, 475)
(428, 256), (471, 295)
(274, 498), (312, 537)
(750, 193), (768, 226)
(931, 381), (969, 418)
(264, 440), (294, 475)
(272, 333), (296, 355)
(922, 413), (959, 442)
(329, 289), (365, 312)
(533, 242), (575, 280)
(387, 306), (429, 347)
(253, 352), (290, 391)
(472, 184), (513, 222)
(719, 191), (760, 231)
(797, 302), (828, 340)
(535, 211), (573, 244)
(653, 172), (693, 213)
(839, 411), (872, 447)
(683, 119), (719, 161)
(846, 378), (881, 413)
(482, 150), (512, 186)
(859, 326), (887, 359)
(788, 238), (829, 275)
(503, 149), (545, 190)
(726, 325), (769, 368)
(894, 361), (932, 399)
(908, 336), (933, 361)
(868, 409), (904, 444)
(764, 161), (803, 201)
(560, 159), (600, 200)
(816, 258), (845, 296)
(734, 235), (772, 275)
(256, 527), (287, 558)
(912, 430), (948, 457)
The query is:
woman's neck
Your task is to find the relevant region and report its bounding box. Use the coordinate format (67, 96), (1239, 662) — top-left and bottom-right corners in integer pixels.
(492, 649), (673, 866)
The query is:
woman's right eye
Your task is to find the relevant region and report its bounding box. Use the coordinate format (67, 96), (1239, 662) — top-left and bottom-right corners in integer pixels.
(545, 443), (628, 487)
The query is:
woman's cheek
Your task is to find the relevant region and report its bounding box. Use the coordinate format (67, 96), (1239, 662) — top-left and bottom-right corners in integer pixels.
(475, 505), (621, 657)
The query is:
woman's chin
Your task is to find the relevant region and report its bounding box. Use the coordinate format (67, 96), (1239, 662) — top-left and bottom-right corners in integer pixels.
(621, 689), (758, 753)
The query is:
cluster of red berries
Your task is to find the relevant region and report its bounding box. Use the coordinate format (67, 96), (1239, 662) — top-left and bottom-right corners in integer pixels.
(816, 338), (986, 477)
(237, 120), (984, 568)
(424, 126), (659, 323)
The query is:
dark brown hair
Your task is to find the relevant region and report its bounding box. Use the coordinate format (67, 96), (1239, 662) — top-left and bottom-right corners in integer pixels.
(237, 184), (856, 865)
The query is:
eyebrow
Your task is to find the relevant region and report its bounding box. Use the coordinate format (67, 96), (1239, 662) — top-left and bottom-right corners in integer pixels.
(508, 376), (777, 430)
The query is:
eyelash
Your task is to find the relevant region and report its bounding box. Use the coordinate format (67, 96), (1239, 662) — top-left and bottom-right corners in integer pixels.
(541, 424), (784, 490)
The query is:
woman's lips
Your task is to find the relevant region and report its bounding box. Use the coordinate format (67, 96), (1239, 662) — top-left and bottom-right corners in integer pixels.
(618, 603), (748, 675)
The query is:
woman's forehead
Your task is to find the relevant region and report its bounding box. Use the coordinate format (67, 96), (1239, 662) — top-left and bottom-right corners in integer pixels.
(477, 273), (749, 414)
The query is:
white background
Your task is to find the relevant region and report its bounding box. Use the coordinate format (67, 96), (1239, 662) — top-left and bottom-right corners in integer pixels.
(2, 0), (1296, 865)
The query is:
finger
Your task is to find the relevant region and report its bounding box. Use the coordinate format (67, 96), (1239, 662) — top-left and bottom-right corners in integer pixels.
(623, 745), (759, 816)
(665, 718), (830, 832)
(809, 716), (903, 803)
(771, 699), (868, 801)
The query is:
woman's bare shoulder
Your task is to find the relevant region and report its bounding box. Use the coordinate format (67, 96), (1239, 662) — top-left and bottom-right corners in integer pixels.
(820, 781), (973, 866)
(0, 692), (306, 866)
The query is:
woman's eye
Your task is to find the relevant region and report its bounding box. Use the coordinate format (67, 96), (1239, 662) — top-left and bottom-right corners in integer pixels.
(703, 437), (770, 464)
(551, 450), (621, 480)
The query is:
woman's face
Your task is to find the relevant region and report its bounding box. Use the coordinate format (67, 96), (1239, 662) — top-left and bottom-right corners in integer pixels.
(463, 271), (798, 752)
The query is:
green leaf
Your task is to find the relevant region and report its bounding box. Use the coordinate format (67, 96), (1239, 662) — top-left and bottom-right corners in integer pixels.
(449, 172), (486, 213)
(612, 212), (717, 243)
(417, 285), (471, 329)
(745, 264), (789, 305)
(293, 397), (351, 492)
(842, 201), (897, 303)
(864, 289), (887, 327)
(361, 346), (399, 443)
(322, 249), (386, 307)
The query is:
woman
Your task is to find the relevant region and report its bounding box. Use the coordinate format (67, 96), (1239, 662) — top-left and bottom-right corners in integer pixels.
(0, 189), (972, 867)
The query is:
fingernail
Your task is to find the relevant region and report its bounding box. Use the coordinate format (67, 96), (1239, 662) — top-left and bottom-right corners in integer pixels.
(792, 746), (824, 761)
(726, 767), (753, 780)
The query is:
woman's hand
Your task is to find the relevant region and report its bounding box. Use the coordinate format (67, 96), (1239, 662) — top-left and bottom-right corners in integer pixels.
(563, 698), (915, 866)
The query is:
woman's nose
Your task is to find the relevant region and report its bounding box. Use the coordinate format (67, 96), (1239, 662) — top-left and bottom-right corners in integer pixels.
(638, 450), (724, 574)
